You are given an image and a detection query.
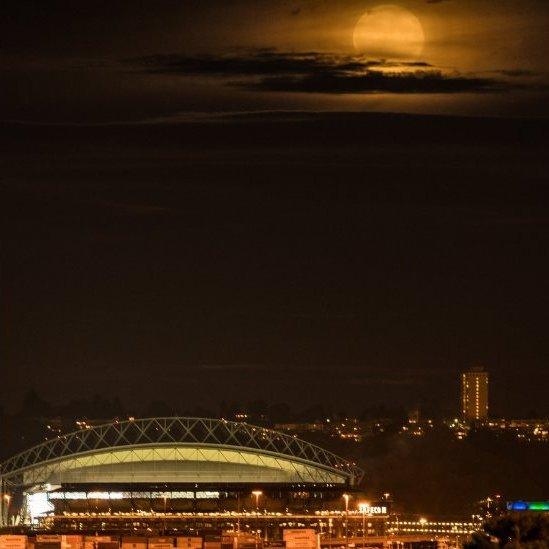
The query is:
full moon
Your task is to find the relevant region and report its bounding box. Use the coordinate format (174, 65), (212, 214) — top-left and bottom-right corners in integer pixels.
(353, 4), (425, 59)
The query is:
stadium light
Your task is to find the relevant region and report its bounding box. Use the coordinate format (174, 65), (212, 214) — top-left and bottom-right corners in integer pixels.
(2, 494), (11, 527)
(252, 490), (263, 508)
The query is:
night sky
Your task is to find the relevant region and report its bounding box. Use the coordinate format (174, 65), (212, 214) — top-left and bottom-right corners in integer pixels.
(2, 1), (549, 417)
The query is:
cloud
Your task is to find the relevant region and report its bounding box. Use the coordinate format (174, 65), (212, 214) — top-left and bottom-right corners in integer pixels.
(235, 70), (502, 94)
(198, 364), (269, 372)
(497, 69), (539, 78)
(350, 377), (414, 387)
(127, 51), (508, 96)
(129, 51), (431, 77)
(91, 200), (170, 216)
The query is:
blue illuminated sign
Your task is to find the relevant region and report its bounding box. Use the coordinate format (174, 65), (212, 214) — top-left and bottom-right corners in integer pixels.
(507, 501), (549, 512)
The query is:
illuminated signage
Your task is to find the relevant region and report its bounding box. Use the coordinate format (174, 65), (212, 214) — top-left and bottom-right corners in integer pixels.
(358, 505), (387, 515)
(507, 501), (549, 512)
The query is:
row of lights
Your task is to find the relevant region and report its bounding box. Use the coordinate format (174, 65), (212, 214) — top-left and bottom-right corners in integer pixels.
(12, 489), (394, 526)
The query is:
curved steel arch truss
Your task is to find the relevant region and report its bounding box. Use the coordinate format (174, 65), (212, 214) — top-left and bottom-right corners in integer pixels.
(0, 417), (364, 487)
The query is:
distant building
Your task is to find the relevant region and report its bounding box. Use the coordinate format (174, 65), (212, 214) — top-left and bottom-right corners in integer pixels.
(461, 367), (489, 420)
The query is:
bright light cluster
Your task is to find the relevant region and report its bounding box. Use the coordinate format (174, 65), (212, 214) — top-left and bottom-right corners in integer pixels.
(47, 491), (220, 500)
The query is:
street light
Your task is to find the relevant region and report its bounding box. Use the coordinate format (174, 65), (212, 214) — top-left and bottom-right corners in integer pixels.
(237, 492), (241, 533)
(252, 491), (263, 549)
(342, 494), (351, 548)
(358, 502), (370, 549)
(163, 495), (168, 535)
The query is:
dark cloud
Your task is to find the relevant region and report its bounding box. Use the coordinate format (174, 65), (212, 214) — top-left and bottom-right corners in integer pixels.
(197, 364), (269, 372)
(127, 51), (504, 95)
(128, 51), (432, 77)
(235, 71), (503, 95)
(497, 69), (539, 78)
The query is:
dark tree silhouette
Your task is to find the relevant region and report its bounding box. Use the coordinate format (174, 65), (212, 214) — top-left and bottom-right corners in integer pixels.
(466, 513), (549, 549)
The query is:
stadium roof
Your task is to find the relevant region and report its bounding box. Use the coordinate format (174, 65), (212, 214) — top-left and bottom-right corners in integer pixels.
(0, 417), (364, 488)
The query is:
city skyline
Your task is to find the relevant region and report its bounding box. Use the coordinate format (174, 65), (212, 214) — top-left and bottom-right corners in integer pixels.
(3, 362), (549, 425)
(0, 359), (543, 418)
